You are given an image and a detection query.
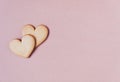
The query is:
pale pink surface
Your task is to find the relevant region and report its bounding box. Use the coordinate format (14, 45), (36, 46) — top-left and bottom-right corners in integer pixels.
(0, 0), (120, 82)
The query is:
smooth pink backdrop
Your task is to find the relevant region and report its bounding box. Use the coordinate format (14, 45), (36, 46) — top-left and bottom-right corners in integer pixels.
(0, 0), (120, 82)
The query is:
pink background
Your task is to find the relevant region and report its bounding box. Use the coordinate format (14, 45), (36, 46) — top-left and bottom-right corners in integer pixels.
(1, 0), (120, 82)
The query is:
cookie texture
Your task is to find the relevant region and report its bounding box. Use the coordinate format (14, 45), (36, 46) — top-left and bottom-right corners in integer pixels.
(9, 35), (35, 58)
(22, 24), (49, 47)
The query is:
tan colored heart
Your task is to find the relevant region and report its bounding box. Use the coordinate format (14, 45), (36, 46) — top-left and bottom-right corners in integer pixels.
(22, 24), (49, 47)
(9, 35), (35, 58)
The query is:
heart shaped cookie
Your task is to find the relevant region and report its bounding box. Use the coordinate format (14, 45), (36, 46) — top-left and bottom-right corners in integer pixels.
(9, 35), (35, 58)
(22, 24), (49, 47)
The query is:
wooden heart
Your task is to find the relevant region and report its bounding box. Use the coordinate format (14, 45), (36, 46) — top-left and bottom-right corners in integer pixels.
(22, 24), (49, 47)
(9, 35), (35, 58)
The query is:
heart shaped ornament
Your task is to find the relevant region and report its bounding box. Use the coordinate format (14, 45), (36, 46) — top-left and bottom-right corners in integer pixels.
(9, 35), (35, 58)
(22, 24), (49, 47)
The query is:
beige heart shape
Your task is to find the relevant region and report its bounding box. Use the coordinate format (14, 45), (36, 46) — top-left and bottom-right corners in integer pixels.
(9, 35), (35, 58)
(22, 24), (49, 47)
